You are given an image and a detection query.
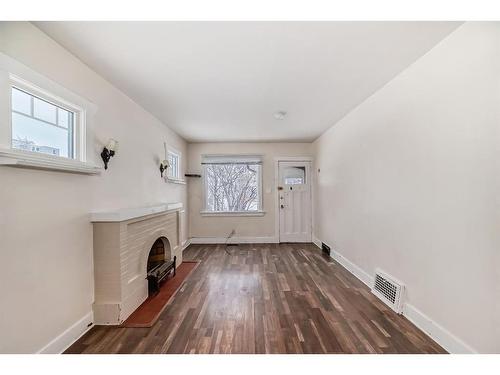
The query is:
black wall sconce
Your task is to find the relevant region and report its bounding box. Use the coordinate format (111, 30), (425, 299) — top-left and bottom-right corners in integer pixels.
(160, 159), (170, 177)
(101, 139), (118, 170)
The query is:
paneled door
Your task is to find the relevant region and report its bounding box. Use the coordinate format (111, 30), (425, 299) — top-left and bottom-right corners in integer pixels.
(278, 161), (312, 242)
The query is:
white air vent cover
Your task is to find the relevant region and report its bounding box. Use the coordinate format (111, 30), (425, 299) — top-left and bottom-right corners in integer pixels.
(372, 269), (405, 314)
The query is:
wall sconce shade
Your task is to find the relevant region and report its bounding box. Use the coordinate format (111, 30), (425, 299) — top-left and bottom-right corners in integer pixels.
(107, 139), (118, 152)
(160, 159), (170, 178)
(101, 138), (118, 170)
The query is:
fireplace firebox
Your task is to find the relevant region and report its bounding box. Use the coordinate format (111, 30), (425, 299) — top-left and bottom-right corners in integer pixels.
(146, 238), (176, 295)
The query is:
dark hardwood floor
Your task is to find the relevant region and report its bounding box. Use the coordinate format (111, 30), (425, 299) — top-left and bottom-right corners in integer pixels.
(65, 243), (445, 354)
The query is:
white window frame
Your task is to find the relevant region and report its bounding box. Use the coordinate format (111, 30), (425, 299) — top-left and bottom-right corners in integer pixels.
(9, 76), (85, 161)
(201, 155), (264, 217)
(0, 53), (99, 174)
(165, 146), (185, 184)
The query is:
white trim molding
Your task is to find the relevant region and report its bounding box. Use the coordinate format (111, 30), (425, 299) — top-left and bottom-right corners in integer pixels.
(90, 202), (183, 222)
(166, 177), (186, 185)
(403, 303), (477, 354)
(37, 311), (93, 354)
(312, 235), (322, 249)
(0, 148), (101, 175)
(190, 236), (277, 244)
(200, 210), (265, 217)
(315, 237), (477, 353)
(181, 238), (192, 250)
(273, 156), (314, 162)
(329, 245), (374, 288)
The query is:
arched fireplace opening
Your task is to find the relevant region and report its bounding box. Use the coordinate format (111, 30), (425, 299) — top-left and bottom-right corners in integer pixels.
(146, 237), (176, 296)
(147, 238), (167, 272)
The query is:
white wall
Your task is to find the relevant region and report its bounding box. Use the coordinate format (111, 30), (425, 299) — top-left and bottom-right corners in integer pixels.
(187, 142), (313, 240)
(313, 22), (500, 353)
(0, 22), (188, 353)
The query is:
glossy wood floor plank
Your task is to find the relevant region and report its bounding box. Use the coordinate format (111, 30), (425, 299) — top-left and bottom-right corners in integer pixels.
(65, 243), (446, 354)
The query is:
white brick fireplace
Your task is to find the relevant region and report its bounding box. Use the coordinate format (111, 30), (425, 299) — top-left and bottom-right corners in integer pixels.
(90, 203), (184, 325)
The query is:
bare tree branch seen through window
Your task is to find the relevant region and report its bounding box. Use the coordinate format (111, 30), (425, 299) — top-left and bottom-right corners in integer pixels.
(205, 163), (260, 211)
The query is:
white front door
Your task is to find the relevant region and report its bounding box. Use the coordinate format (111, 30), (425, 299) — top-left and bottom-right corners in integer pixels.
(278, 161), (312, 242)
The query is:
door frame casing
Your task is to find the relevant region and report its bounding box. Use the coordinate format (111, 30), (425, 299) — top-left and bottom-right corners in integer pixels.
(274, 156), (314, 243)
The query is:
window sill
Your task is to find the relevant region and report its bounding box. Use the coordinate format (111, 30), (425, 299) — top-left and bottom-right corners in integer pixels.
(165, 177), (186, 185)
(200, 210), (266, 217)
(0, 148), (101, 175)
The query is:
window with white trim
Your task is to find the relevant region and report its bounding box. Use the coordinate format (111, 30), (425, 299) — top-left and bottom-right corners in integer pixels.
(202, 155), (262, 213)
(9, 76), (85, 161)
(167, 149), (181, 180)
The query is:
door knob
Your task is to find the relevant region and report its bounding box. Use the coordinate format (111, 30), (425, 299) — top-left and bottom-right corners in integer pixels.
(280, 204), (284, 209)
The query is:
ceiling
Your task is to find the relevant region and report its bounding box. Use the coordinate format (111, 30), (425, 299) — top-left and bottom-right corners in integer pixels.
(35, 22), (461, 143)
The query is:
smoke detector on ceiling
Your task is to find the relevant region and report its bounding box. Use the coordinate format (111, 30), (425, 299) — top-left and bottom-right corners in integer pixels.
(274, 111), (287, 120)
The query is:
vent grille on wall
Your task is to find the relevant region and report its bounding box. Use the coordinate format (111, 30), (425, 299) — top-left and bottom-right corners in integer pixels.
(321, 242), (331, 256)
(372, 269), (405, 314)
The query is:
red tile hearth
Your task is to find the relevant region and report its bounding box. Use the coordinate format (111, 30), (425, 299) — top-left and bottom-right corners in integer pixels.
(122, 261), (199, 328)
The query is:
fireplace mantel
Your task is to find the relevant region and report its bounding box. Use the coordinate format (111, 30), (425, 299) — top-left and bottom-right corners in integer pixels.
(90, 202), (183, 222)
(91, 202), (185, 325)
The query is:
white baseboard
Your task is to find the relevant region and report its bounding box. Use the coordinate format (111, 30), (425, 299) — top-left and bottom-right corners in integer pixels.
(37, 311), (93, 354)
(316, 237), (476, 354)
(403, 303), (477, 353)
(189, 236), (278, 244)
(330, 246), (374, 288)
(181, 238), (191, 250)
(312, 235), (322, 249)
